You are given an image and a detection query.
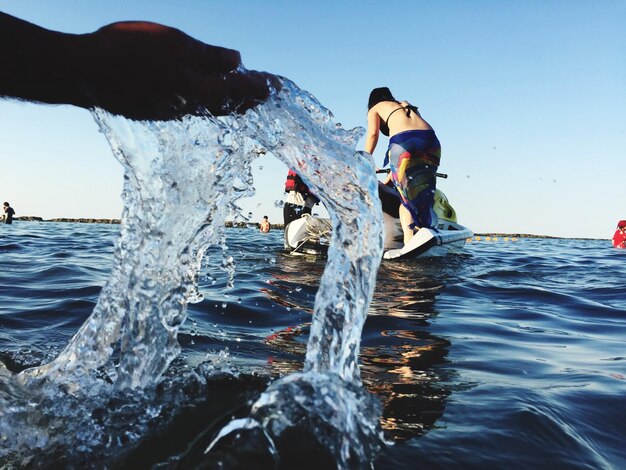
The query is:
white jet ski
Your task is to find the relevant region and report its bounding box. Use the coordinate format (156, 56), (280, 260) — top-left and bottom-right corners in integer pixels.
(284, 181), (473, 259)
(283, 212), (332, 256)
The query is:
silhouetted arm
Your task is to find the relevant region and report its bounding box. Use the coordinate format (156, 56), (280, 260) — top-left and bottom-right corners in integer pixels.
(0, 12), (280, 120)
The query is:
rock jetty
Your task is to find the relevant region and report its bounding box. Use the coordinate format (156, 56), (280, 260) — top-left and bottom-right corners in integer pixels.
(15, 217), (120, 224)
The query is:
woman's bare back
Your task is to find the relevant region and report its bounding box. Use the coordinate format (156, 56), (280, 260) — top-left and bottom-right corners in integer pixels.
(376, 100), (432, 136)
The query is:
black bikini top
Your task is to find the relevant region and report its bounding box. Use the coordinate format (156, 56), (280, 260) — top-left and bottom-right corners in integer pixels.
(380, 103), (419, 136)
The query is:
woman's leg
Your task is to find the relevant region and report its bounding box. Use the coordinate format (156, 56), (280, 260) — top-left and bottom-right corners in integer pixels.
(399, 204), (416, 244)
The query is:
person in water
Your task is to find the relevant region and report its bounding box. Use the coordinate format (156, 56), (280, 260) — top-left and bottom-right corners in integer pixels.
(260, 215), (271, 233)
(2, 202), (15, 224)
(612, 220), (626, 249)
(364, 87), (441, 245)
(283, 169), (319, 226)
(0, 12), (279, 121)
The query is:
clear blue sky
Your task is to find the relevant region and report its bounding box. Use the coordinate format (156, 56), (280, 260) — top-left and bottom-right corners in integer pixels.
(1, 1), (624, 238)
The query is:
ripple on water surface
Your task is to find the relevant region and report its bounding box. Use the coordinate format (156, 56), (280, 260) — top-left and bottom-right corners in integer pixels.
(2, 224), (626, 467)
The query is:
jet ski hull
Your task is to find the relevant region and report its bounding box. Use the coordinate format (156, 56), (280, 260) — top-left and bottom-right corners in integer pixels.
(283, 184), (472, 259)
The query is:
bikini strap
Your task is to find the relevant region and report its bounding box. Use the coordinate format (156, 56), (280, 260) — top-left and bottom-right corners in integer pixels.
(405, 104), (419, 117)
(384, 106), (404, 126)
(385, 103), (418, 126)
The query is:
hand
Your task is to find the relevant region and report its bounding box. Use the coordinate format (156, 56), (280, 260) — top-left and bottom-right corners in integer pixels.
(1, 13), (281, 121)
(81, 21), (281, 120)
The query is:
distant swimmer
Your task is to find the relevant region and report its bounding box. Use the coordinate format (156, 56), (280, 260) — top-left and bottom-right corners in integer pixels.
(2, 202), (15, 224)
(260, 215), (271, 233)
(612, 220), (626, 249)
(365, 87), (440, 246)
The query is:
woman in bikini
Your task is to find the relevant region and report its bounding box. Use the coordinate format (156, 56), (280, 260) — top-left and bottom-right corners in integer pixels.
(364, 87), (441, 246)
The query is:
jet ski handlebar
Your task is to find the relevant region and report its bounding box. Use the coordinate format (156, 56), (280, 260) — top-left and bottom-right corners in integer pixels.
(375, 168), (448, 179)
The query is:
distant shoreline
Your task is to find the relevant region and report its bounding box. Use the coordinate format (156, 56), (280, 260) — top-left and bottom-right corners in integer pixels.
(16, 216), (122, 224)
(470, 233), (602, 241)
(12, 217), (606, 240)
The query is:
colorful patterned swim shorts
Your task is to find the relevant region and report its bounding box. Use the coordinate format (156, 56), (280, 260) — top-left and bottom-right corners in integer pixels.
(386, 129), (441, 229)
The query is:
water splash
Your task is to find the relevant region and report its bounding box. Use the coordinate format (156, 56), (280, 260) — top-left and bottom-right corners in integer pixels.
(206, 371), (384, 468)
(17, 110), (245, 390)
(8, 77), (383, 464)
(206, 79), (386, 466)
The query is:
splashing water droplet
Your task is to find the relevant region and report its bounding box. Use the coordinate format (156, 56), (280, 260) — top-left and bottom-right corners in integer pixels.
(12, 77), (384, 466)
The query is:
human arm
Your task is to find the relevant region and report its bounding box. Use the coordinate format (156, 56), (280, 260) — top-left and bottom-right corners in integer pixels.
(364, 107), (380, 155)
(366, 106), (392, 184)
(0, 12), (280, 120)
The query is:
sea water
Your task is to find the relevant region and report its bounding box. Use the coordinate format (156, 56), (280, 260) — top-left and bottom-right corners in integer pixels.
(1, 79), (626, 467)
(0, 78), (384, 468)
(1, 225), (625, 467)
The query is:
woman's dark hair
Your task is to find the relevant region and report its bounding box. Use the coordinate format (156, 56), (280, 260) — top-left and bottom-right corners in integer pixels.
(368, 87), (396, 110)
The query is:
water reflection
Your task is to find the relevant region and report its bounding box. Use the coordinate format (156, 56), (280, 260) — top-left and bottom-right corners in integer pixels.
(261, 251), (456, 441)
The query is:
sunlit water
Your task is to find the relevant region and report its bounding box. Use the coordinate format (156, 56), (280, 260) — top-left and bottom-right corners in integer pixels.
(1, 224), (625, 468)
(2, 77), (626, 468)
(1, 79), (384, 468)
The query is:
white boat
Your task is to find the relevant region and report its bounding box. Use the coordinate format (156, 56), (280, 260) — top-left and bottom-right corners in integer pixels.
(284, 182), (473, 259)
